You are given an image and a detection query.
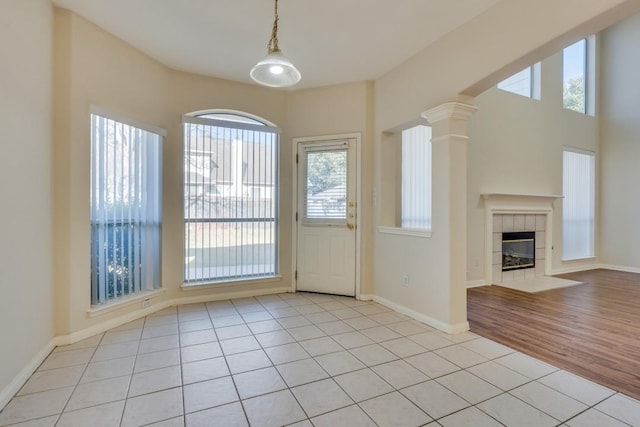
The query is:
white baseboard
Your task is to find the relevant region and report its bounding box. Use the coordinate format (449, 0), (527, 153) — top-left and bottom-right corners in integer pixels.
(372, 295), (470, 334)
(552, 262), (640, 276)
(57, 286), (293, 346)
(598, 264), (640, 274)
(56, 301), (174, 346)
(2, 286), (471, 410)
(466, 280), (487, 289)
(1, 285), (294, 410)
(175, 286), (292, 306)
(552, 264), (601, 275)
(0, 338), (57, 410)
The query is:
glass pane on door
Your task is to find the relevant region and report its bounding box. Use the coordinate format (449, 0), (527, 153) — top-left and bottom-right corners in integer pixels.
(304, 149), (347, 219)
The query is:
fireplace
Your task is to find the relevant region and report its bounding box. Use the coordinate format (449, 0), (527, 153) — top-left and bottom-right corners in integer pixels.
(502, 232), (535, 271)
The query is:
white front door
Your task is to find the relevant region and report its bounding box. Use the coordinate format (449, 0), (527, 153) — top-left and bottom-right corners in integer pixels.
(296, 139), (357, 296)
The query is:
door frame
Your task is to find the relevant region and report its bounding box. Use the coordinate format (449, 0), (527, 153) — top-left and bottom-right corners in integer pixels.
(291, 133), (362, 299)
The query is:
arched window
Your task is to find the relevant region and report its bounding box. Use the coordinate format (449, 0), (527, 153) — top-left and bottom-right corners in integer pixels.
(182, 110), (280, 284)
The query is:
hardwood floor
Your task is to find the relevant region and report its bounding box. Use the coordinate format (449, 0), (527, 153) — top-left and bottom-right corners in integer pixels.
(468, 269), (640, 401)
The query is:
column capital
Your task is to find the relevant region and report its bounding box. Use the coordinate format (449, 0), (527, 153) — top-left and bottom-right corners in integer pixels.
(421, 102), (478, 124)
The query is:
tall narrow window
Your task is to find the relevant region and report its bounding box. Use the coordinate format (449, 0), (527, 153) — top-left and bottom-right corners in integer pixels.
(183, 112), (279, 284)
(563, 39), (587, 114)
(563, 148), (595, 260)
(90, 110), (163, 305)
(401, 125), (432, 230)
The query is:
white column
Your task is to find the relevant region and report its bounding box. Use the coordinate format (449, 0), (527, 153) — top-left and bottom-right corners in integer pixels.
(422, 102), (477, 330)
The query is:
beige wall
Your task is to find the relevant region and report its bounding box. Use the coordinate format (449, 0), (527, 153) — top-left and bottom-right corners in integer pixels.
(52, 9), (373, 337)
(4, 0), (639, 401)
(372, 0), (635, 329)
(375, 0), (640, 132)
(0, 0), (54, 397)
(285, 83), (375, 295)
(600, 12), (640, 269)
(467, 52), (600, 283)
(54, 9), (172, 335)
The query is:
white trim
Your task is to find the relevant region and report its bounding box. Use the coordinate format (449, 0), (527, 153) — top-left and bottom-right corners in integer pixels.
(466, 280), (487, 288)
(185, 109), (279, 128)
(1, 285), (293, 407)
(61, 286), (293, 346)
(61, 302), (173, 346)
(561, 257), (596, 263)
(90, 105), (167, 137)
(182, 115), (281, 134)
(430, 134), (469, 144)
(358, 294), (375, 301)
(373, 295), (470, 334)
(482, 193), (563, 286)
(291, 133), (362, 299)
(481, 193), (564, 202)
(87, 289), (166, 317)
(552, 263), (640, 275)
(421, 102), (478, 124)
(599, 264), (640, 274)
(172, 286), (292, 306)
(563, 145), (595, 156)
(377, 226), (432, 238)
(181, 275), (284, 291)
(0, 338), (57, 410)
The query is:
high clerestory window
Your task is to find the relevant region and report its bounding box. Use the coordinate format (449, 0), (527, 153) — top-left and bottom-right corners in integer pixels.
(563, 37), (596, 115)
(497, 63), (541, 99)
(183, 111), (279, 284)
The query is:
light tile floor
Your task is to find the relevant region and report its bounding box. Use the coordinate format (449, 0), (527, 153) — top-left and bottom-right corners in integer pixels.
(1, 292), (640, 426)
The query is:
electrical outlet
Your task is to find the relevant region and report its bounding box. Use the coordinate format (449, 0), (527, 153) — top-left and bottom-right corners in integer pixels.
(402, 275), (410, 287)
(141, 298), (152, 309)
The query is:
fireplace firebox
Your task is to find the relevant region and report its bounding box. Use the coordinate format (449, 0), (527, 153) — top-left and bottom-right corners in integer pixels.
(502, 231), (535, 271)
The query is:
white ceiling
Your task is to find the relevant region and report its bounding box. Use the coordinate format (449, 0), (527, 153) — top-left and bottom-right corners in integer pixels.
(52, 0), (501, 89)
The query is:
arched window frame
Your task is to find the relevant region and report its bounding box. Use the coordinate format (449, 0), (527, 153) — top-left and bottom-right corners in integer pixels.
(182, 110), (281, 285)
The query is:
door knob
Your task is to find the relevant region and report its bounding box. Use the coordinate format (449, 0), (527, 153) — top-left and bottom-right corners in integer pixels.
(347, 223), (355, 230)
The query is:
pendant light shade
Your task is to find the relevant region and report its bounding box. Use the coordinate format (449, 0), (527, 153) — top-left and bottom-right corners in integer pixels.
(250, 0), (301, 88)
(250, 49), (301, 88)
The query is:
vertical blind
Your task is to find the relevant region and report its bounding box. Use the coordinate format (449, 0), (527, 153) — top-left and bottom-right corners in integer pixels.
(563, 148), (595, 260)
(183, 114), (279, 283)
(401, 125), (432, 230)
(90, 112), (163, 305)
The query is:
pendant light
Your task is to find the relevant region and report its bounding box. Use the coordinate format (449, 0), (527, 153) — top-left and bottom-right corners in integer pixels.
(250, 0), (301, 88)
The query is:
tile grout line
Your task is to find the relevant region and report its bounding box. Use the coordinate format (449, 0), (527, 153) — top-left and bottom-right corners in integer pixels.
(5, 294), (637, 427)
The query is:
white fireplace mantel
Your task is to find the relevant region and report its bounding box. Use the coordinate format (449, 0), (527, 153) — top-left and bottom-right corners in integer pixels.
(482, 193), (563, 285)
(481, 193), (563, 213)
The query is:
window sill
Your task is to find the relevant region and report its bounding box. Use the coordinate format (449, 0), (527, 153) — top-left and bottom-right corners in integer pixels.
(181, 275), (283, 291)
(377, 226), (432, 238)
(561, 257), (596, 263)
(88, 288), (166, 318)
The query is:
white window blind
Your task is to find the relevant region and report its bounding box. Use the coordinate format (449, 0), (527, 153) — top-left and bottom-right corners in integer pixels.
(305, 148), (347, 220)
(90, 112), (163, 305)
(563, 148), (595, 260)
(183, 113), (279, 284)
(401, 125), (432, 230)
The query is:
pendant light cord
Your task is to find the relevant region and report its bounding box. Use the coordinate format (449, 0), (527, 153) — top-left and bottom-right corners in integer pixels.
(267, 0), (280, 53)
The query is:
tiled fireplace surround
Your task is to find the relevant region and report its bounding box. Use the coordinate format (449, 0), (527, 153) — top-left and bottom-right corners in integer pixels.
(483, 194), (562, 285)
(492, 214), (546, 284)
